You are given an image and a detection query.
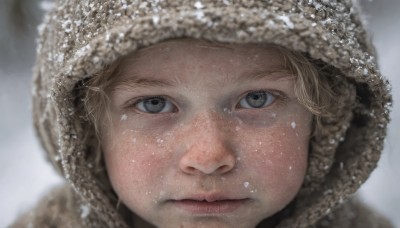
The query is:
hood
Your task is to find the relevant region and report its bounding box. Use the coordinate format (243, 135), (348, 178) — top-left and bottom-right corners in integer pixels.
(32, 0), (391, 227)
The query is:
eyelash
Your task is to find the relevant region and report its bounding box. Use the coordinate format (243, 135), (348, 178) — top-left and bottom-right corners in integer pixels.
(128, 90), (286, 114)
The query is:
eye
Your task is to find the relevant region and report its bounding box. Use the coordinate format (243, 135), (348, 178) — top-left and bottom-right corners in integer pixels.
(135, 96), (175, 113)
(238, 91), (276, 109)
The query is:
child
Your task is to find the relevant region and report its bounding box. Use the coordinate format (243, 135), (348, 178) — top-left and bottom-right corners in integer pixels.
(13, 0), (393, 227)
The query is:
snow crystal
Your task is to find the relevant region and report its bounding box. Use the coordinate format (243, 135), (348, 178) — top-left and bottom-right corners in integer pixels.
(363, 68), (369, 76)
(152, 15), (160, 25)
(120, 0), (128, 9)
(291, 121), (296, 129)
(139, 2), (148, 9)
(56, 53), (64, 63)
(277, 15), (294, 29)
(80, 204), (91, 219)
(325, 208), (331, 214)
(194, 1), (205, 9)
(195, 10), (205, 20)
(243, 182), (250, 188)
(120, 114), (128, 121)
(92, 56), (101, 64)
(289, 166), (292, 170)
(74, 20), (82, 26)
(61, 19), (73, 33)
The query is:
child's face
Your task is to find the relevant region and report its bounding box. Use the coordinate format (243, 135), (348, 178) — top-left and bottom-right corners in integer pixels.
(102, 39), (312, 228)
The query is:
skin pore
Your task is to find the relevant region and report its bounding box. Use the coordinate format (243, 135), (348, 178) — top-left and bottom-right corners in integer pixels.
(101, 39), (312, 228)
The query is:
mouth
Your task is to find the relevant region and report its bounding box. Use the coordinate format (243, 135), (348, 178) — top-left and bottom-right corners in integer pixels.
(169, 195), (250, 214)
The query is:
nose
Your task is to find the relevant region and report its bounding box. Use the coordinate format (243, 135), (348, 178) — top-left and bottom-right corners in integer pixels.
(179, 113), (236, 175)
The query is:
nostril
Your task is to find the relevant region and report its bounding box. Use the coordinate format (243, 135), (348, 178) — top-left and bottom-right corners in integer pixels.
(184, 166), (196, 173)
(217, 165), (232, 173)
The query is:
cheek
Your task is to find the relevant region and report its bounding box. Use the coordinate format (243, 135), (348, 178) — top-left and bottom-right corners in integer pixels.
(102, 129), (172, 197)
(240, 124), (309, 196)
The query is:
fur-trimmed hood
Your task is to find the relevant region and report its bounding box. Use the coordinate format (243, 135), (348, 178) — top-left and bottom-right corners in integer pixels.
(30, 0), (391, 227)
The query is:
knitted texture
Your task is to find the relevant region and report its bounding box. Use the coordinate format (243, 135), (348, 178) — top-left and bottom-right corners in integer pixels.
(32, 0), (392, 227)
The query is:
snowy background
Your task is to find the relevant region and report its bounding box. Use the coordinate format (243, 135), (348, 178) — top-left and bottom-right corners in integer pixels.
(0, 0), (399, 227)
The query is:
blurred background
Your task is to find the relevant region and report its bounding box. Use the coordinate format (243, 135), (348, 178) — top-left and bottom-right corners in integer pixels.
(0, 0), (399, 227)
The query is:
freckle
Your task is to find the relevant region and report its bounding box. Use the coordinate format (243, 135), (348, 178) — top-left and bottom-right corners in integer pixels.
(120, 114), (128, 121)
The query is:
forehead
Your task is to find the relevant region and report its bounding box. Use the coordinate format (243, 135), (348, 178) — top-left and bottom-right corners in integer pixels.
(122, 39), (287, 69)
(113, 39), (292, 88)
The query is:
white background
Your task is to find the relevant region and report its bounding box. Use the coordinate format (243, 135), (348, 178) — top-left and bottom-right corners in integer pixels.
(0, 0), (399, 227)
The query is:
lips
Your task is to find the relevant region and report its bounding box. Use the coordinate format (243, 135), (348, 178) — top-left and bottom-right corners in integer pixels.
(169, 195), (250, 214)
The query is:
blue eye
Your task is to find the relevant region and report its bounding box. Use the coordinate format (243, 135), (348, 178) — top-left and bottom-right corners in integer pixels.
(239, 91), (276, 109)
(135, 96), (175, 113)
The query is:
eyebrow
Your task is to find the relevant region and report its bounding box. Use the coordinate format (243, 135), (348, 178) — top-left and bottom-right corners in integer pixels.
(111, 68), (294, 91)
(111, 73), (176, 91)
(238, 69), (295, 83)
